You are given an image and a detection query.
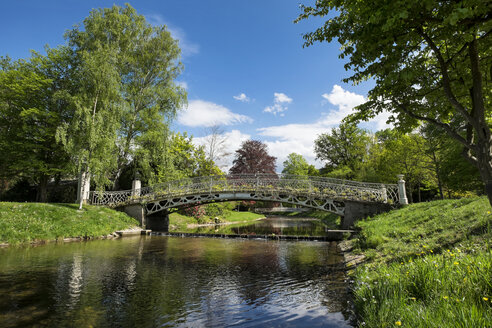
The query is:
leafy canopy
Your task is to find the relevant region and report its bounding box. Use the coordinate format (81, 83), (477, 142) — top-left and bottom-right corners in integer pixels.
(229, 140), (277, 174)
(297, 0), (492, 201)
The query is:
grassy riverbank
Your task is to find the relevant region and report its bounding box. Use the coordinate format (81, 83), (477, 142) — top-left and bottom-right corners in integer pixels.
(169, 210), (264, 231)
(349, 196), (491, 327)
(0, 202), (139, 245)
(280, 210), (340, 229)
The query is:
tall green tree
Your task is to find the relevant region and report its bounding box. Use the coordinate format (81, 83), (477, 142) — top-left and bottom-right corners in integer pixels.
(369, 130), (437, 202)
(314, 122), (371, 179)
(297, 0), (492, 204)
(282, 153), (310, 176)
(57, 43), (121, 209)
(0, 48), (74, 201)
(65, 4), (186, 189)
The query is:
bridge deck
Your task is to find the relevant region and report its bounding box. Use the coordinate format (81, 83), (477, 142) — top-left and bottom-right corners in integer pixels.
(90, 174), (399, 210)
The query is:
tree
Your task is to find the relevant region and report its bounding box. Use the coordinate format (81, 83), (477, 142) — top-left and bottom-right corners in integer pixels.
(168, 133), (222, 179)
(370, 130), (437, 202)
(202, 125), (231, 170)
(314, 122), (371, 179)
(57, 38), (121, 209)
(297, 1), (492, 204)
(65, 4), (186, 189)
(229, 140), (276, 174)
(282, 153), (310, 176)
(0, 48), (74, 201)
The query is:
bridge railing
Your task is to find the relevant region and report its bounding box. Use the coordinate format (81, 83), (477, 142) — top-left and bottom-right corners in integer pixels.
(90, 174), (399, 207)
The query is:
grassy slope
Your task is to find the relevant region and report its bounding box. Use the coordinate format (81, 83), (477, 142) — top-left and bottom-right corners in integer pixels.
(350, 197), (491, 327)
(0, 202), (139, 245)
(282, 210), (340, 229)
(168, 210), (264, 231)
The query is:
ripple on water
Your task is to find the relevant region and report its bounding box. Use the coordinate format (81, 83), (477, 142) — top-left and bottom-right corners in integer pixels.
(0, 236), (353, 327)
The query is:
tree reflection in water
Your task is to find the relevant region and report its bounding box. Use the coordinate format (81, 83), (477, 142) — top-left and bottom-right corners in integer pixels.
(0, 236), (352, 327)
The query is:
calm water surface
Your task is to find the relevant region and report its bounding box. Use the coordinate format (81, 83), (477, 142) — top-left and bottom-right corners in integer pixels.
(0, 236), (352, 327)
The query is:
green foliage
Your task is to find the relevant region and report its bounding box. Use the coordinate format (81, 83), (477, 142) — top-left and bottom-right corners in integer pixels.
(66, 5), (187, 187)
(355, 197), (491, 263)
(0, 202), (138, 244)
(147, 132), (222, 184)
(0, 48), (74, 200)
(315, 122), (371, 180)
(204, 203), (223, 217)
(285, 210), (340, 229)
(1, 4), (190, 201)
(169, 203), (263, 231)
(350, 197), (492, 326)
(297, 0), (492, 202)
(282, 153), (310, 175)
(354, 251), (492, 327)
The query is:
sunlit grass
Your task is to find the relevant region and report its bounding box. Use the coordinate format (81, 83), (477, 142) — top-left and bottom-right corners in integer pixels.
(0, 202), (139, 245)
(351, 196), (492, 327)
(169, 210), (263, 231)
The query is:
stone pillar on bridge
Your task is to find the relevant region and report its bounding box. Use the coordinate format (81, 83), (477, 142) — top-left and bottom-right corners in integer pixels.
(131, 173), (141, 197)
(397, 174), (408, 205)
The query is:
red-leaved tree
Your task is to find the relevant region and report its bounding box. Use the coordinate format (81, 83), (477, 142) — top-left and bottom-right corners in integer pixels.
(229, 140), (276, 174)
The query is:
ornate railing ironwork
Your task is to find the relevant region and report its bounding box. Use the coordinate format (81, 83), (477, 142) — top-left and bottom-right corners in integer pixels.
(89, 174), (399, 208)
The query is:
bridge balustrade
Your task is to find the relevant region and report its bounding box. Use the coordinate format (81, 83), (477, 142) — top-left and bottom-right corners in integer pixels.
(89, 174), (400, 208)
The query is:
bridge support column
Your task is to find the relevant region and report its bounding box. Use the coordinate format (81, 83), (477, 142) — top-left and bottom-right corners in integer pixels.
(341, 201), (393, 229)
(121, 204), (146, 228)
(146, 210), (169, 232)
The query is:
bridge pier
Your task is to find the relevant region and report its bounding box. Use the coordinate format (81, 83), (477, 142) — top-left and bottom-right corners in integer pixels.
(341, 201), (393, 229)
(120, 204), (146, 227)
(146, 210), (169, 232)
(119, 204), (169, 231)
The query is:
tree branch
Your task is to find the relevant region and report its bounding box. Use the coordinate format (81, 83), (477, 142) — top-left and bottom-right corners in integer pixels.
(394, 100), (476, 154)
(416, 28), (476, 127)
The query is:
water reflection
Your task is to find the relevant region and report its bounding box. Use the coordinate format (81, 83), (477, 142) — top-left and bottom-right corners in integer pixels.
(190, 217), (331, 237)
(0, 236), (352, 327)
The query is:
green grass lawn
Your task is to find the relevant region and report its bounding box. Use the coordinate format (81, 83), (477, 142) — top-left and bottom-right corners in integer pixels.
(350, 196), (492, 327)
(169, 209), (264, 231)
(0, 202), (139, 245)
(282, 209), (340, 229)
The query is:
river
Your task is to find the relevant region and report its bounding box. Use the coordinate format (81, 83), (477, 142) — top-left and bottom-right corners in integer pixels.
(0, 219), (353, 327)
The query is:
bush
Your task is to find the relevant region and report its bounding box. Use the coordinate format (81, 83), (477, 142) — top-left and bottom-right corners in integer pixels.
(183, 205), (206, 221)
(205, 203), (223, 217)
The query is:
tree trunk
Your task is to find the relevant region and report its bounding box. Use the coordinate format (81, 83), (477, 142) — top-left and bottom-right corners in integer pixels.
(36, 175), (49, 203)
(76, 168), (90, 210)
(477, 160), (492, 208)
(407, 182), (413, 203)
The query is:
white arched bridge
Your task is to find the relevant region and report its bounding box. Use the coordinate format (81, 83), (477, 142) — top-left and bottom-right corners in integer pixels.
(89, 174), (407, 229)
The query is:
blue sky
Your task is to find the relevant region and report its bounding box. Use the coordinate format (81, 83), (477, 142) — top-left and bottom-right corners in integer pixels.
(0, 0), (390, 170)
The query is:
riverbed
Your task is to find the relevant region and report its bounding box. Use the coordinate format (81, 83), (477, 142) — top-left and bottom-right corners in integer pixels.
(0, 234), (352, 327)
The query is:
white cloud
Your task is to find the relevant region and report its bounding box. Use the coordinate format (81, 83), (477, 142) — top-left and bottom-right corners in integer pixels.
(193, 129), (251, 171)
(178, 100), (253, 127)
(233, 93), (250, 102)
(145, 14), (199, 58)
(321, 85), (365, 112)
(274, 92), (292, 104)
(263, 92), (293, 116)
(258, 85), (392, 169)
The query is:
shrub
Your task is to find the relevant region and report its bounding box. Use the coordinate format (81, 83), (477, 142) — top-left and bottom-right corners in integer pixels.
(205, 203), (223, 217)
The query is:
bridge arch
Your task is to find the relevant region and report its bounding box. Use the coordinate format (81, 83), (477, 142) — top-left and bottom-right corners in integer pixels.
(90, 174), (403, 229)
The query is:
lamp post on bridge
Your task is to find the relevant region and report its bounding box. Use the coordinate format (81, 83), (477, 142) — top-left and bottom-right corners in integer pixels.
(397, 174), (408, 205)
